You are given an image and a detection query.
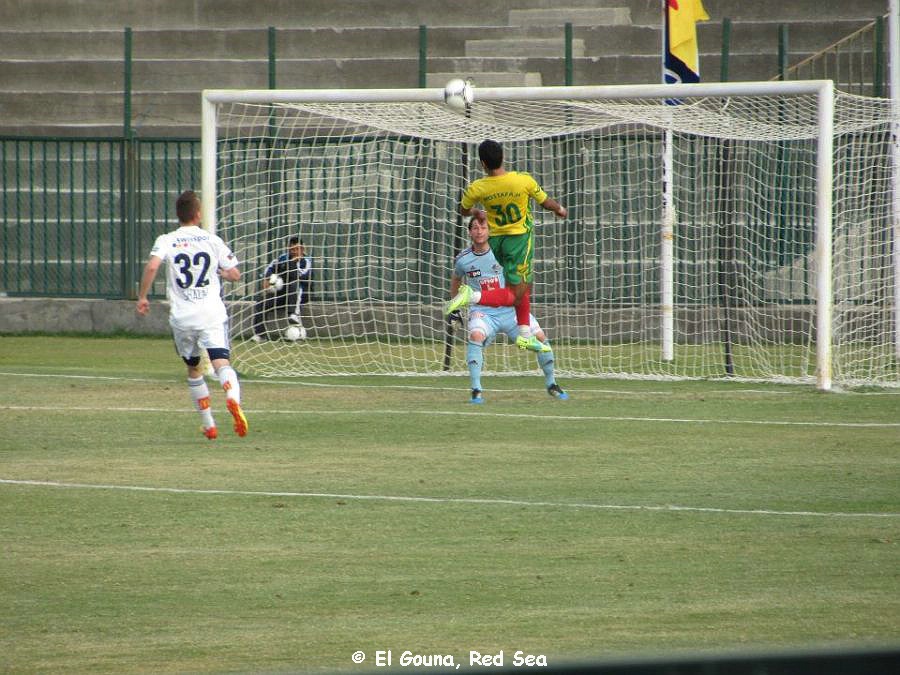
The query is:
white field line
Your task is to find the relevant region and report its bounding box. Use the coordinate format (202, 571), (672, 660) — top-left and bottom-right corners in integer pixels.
(1, 478), (897, 519)
(4, 370), (900, 397)
(2, 403), (899, 428)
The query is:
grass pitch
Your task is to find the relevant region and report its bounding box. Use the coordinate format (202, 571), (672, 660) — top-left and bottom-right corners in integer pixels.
(1, 335), (898, 673)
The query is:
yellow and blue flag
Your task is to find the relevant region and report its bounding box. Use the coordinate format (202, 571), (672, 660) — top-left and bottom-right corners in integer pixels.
(664, 0), (709, 84)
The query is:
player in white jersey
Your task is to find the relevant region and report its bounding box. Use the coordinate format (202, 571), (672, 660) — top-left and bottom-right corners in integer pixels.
(450, 215), (569, 404)
(136, 190), (249, 439)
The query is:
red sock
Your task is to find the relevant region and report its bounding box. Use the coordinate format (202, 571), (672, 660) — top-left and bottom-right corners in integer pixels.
(478, 287), (516, 307)
(515, 287), (530, 328)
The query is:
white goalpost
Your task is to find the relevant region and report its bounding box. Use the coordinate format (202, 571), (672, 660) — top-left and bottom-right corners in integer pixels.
(201, 81), (899, 390)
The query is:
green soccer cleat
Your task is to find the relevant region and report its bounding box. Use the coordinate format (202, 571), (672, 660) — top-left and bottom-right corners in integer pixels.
(444, 284), (473, 315)
(516, 334), (552, 353)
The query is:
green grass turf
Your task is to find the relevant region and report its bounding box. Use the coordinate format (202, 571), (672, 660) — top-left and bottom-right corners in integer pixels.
(1, 336), (898, 673)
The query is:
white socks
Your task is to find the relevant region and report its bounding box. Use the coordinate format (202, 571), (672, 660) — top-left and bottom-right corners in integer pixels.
(216, 365), (241, 403)
(187, 376), (215, 429)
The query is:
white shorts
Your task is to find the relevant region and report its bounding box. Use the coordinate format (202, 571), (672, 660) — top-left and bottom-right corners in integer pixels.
(468, 310), (541, 347)
(170, 321), (230, 360)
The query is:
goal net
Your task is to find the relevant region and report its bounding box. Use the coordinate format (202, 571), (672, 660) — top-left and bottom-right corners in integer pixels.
(202, 83), (899, 389)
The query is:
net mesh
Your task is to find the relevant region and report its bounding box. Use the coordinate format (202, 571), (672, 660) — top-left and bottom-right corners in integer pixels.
(211, 90), (898, 386)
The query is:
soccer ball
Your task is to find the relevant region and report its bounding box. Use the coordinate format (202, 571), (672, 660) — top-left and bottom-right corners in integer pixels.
(443, 78), (473, 113)
(284, 325), (307, 341)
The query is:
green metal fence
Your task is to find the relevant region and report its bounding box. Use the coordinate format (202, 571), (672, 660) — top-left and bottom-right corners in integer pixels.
(0, 136), (199, 298)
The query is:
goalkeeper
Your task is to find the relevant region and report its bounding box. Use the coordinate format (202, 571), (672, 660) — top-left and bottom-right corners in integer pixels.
(450, 215), (569, 404)
(447, 138), (567, 354)
(251, 235), (311, 342)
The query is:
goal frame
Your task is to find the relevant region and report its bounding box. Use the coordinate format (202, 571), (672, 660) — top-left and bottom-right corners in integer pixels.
(202, 80), (838, 390)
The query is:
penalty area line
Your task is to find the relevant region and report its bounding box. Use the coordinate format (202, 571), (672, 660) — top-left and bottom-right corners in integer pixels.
(1, 478), (898, 519)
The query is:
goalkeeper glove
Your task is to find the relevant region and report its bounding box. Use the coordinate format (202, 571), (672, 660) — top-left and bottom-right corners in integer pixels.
(267, 274), (284, 292)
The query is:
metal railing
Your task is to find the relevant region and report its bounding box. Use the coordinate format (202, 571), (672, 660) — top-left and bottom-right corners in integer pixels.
(772, 15), (889, 96)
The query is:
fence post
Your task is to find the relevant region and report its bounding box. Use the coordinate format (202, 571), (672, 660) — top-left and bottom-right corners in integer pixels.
(122, 27), (135, 298)
(123, 132), (138, 298)
(565, 22), (574, 85)
(123, 27), (132, 138)
(268, 26), (277, 89)
(778, 24), (789, 80)
(874, 15), (886, 97)
(419, 25), (427, 88)
(719, 17), (731, 82)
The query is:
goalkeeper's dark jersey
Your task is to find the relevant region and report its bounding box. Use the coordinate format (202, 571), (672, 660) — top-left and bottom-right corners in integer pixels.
(264, 254), (310, 289)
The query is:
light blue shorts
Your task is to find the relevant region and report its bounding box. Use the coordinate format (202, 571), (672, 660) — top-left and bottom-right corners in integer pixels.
(467, 307), (541, 347)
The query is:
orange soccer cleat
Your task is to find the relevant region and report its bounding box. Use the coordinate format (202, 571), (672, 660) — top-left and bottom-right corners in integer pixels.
(226, 399), (249, 437)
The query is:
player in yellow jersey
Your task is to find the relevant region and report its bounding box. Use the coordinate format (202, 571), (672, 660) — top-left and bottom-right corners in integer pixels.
(446, 139), (567, 353)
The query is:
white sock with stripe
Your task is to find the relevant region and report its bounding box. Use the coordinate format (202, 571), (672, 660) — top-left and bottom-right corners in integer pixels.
(187, 376), (215, 429)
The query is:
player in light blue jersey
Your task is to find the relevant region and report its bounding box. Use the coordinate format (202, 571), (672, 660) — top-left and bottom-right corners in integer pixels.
(450, 215), (568, 404)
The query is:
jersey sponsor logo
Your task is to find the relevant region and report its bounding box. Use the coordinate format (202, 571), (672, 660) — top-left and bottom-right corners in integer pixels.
(479, 277), (500, 292)
(466, 269), (482, 278)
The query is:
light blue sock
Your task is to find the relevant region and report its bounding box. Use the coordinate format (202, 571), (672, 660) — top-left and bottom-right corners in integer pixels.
(466, 340), (484, 391)
(537, 343), (555, 388)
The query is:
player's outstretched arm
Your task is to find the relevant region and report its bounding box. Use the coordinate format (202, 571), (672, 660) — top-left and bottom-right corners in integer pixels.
(541, 197), (567, 219)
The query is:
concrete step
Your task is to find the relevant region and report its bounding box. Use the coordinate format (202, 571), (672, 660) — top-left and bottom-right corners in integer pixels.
(0, 19), (871, 62)
(588, 0), (887, 25)
(0, 0), (637, 30)
(0, 0), (888, 33)
(574, 19), (876, 56)
(0, 57), (434, 93)
(699, 18), (877, 54)
(0, 27), (516, 60)
(0, 49), (814, 128)
(508, 7), (631, 27)
(465, 38), (585, 58)
(426, 71), (542, 88)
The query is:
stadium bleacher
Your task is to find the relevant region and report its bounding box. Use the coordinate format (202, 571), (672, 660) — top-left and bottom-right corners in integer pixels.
(0, 0), (888, 137)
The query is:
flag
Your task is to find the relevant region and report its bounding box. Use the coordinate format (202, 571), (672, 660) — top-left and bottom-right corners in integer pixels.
(664, 0), (709, 84)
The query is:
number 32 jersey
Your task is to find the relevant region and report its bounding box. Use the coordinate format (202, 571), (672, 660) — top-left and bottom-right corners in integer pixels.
(149, 225), (239, 329)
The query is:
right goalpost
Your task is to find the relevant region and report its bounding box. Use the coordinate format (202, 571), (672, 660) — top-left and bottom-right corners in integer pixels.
(201, 81), (899, 390)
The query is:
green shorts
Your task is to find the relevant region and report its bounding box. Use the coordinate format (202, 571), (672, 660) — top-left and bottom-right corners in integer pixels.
(489, 229), (534, 285)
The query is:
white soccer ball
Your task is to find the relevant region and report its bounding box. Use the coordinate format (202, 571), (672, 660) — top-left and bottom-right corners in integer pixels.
(284, 325), (307, 341)
(268, 273), (284, 292)
(443, 78), (473, 113)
